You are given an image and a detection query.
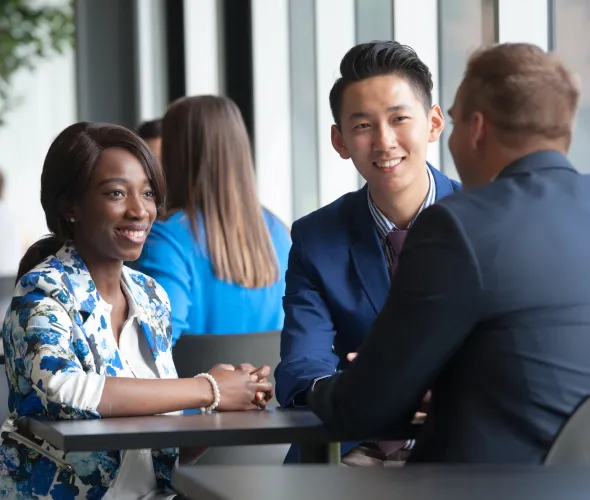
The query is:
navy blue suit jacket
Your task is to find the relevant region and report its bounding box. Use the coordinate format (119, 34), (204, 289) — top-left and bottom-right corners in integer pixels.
(309, 151), (590, 463)
(276, 164), (459, 461)
(275, 164), (460, 409)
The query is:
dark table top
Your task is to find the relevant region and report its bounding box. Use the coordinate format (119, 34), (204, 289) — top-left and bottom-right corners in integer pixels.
(173, 465), (590, 500)
(22, 408), (419, 452)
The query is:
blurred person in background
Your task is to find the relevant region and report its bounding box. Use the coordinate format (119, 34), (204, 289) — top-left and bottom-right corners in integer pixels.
(133, 95), (291, 344)
(137, 119), (162, 163)
(0, 169), (23, 278)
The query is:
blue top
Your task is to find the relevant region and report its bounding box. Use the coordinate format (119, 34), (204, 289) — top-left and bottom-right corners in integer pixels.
(134, 209), (291, 344)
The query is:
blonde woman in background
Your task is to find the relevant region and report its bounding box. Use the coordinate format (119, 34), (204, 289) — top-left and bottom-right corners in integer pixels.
(134, 96), (291, 344)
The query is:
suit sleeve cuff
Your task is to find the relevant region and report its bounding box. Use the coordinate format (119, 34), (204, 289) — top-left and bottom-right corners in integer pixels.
(292, 375), (334, 408)
(306, 374), (334, 405)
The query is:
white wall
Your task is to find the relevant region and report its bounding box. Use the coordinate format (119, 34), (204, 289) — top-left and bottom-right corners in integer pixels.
(315, 0), (358, 207)
(0, 49), (77, 247)
(136, 0), (169, 121)
(498, 0), (549, 49)
(252, 0), (293, 225)
(393, 0), (441, 168)
(555, 0), (590, 173)
(184, 0), (222, 96)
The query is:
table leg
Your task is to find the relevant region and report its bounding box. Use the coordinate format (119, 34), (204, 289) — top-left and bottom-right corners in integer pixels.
(328, 442), (341, 464)
(300, 442), (341, 464)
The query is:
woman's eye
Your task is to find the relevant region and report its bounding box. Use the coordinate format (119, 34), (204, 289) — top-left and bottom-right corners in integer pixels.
(144, 191), (155, 198)
(108, 190), (125, 197)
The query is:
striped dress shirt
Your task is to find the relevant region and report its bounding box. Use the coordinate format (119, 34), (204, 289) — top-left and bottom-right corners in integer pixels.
(368, 165), (437, 271)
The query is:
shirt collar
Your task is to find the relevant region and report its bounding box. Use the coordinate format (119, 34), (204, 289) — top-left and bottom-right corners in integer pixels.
(96, 278), (142, 322)
(367, 164), (437, 240)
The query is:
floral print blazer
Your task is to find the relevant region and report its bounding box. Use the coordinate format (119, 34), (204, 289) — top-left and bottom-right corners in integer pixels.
(0, 243), (179, 499)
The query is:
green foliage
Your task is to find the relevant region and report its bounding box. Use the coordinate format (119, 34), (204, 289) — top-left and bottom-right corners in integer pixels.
(0, 0), (74, 126)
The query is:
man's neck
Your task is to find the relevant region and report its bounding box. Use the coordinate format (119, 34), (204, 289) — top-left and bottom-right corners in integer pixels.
(370, 167), (430, 229)
(481, 140), (569, 187)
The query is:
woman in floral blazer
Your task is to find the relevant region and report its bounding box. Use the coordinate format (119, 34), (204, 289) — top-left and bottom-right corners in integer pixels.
(0, 122), (273, 500)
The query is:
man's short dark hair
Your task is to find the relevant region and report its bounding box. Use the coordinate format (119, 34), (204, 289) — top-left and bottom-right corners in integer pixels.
(137, 119), (162, 140)
(329, 40), (433, 127)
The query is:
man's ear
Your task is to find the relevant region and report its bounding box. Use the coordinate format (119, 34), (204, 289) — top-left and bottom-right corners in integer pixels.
(428, 105), (445, 143)
(469, 111), (485, 151)
(331, 124), (351, 160)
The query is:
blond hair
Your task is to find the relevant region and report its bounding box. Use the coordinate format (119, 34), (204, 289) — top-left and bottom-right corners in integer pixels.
(161, 95), (278, 288)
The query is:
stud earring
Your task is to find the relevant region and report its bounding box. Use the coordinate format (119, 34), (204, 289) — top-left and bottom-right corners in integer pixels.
(69, 217), (76, 223)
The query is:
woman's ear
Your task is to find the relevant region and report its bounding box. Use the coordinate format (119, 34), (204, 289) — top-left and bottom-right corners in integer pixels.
(59, 200), (77, 225)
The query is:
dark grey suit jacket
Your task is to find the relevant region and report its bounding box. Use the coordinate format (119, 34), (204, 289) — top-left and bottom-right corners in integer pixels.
(309, 150), (590, 463)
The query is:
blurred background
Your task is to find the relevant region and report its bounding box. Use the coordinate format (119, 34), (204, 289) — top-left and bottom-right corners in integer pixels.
(0, 0), (588, 250)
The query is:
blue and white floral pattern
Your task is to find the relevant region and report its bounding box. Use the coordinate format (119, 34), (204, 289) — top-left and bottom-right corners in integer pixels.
(0, 243), (179, 499)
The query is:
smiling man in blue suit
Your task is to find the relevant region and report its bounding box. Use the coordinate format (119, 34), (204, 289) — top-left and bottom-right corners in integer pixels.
(275, 40), (460, 464)
(308, 43), (590, 465)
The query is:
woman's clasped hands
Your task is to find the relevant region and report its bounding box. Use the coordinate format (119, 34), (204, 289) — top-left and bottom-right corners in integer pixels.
(207, 363), (274, 411)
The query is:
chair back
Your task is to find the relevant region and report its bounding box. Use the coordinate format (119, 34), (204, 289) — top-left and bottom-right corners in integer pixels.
(0, 364), (8, 423)
(0, 275), (14, 293)
(173, 330), (281, 397)
(173, 331), (288, 465)
(0, 275), (14, 320)
(544, 396), (590, 465)
(0, 275), (13, 365)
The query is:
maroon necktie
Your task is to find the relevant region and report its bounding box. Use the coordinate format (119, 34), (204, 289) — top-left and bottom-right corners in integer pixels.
(377, 229), (409, 457)
(386, 229), (408, 277)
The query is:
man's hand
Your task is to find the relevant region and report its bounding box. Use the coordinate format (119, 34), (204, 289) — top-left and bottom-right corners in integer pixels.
(346, 352), (358, 362)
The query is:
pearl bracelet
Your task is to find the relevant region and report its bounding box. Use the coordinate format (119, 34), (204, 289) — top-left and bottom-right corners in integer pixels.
(194, 373), (220, 413)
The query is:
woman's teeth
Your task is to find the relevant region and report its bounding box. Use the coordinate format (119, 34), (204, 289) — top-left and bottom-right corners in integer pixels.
(118, 229), (145, 237)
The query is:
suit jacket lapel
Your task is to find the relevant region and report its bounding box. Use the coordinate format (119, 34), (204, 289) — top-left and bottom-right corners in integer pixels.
(349, 186), (391, 314)
(429, 163), (457, 200)
(57, 244), (111, 375)
(349, 165), (457, 315)
(122, 269), (175, 379)
(60, 244), (173, 379)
